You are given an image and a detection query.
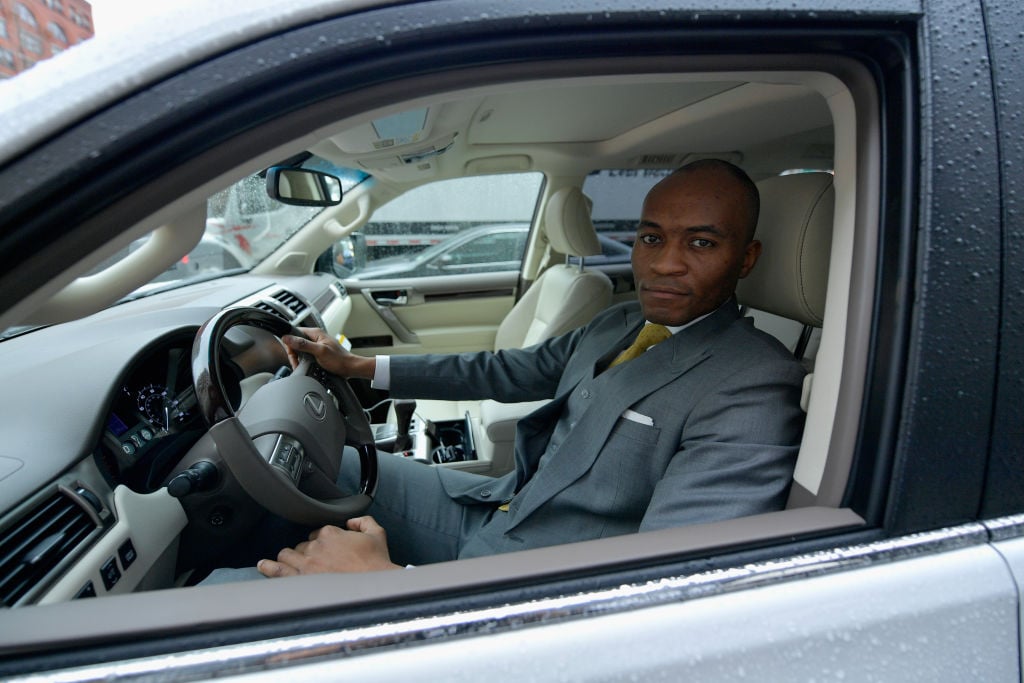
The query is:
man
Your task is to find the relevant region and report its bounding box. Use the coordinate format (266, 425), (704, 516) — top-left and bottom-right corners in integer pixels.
(258, 159), (807, 576)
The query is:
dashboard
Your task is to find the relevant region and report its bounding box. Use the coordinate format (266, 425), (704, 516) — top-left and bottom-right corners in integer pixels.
(0, 273), (352, 606)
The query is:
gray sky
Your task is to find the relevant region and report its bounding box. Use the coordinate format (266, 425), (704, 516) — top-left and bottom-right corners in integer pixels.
(89, 0), (169, 36)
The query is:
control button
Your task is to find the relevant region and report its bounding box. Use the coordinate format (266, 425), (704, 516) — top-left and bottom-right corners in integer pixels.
(75, 581), (96, 599)
(118, 539), (137, 569)
(100, 557), (121, 590)
(121, 442), (136, 456)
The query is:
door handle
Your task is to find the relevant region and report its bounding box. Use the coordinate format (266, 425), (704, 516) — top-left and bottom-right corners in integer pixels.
(374, 293), (408, 306)
(361, 289), (420, 344)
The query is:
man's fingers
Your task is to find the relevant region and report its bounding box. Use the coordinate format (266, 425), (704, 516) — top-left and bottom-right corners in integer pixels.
(346, 515), (386, 538)
(308, 524), (342, 541)
(257, 558), (298, 578)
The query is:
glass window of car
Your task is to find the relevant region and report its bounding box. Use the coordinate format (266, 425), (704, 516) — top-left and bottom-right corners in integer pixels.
(80, 159), (368, 305)
(441, 229), (527, 267)
(579, 169), (672, 265)
(342, 172), (543, 279)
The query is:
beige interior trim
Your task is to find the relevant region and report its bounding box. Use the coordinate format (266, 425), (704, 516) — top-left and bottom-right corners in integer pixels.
(38, 487), (187, 605)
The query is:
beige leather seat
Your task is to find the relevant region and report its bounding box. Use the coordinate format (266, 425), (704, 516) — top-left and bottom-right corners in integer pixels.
(738, 171), (834, 338)
(735, 171), (836, 509)
(738, 171), (834, 412)
(492, 187), (614, 350)
(405, 187), (613, 473)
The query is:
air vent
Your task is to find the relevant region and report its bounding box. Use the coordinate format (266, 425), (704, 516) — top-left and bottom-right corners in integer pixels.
(251, 300), (288, 320)
(271, 290), (306, 315)
(0, 491), (100, 607)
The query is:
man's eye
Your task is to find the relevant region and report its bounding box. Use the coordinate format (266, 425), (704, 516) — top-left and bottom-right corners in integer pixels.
(639, 234), (661, 245)
(691, 238), (714, 248)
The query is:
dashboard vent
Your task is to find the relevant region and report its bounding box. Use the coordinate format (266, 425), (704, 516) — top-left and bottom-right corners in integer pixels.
(272, 290), (306, 315)
(251, 300), (288, 321)
(0, 491), (99, 607)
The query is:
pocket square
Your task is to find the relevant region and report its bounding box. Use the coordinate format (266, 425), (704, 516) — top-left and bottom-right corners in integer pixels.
(621, 409), (655, 426)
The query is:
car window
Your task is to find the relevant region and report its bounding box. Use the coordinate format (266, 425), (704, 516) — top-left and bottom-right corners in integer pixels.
(579, 169), (671, 265)
(78, 159), (368, 305)
(442, 230), (527, 266)
(342, 172), (543, 279)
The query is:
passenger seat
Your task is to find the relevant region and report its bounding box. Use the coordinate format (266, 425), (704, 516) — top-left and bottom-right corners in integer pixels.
(398, 187), (613, 474)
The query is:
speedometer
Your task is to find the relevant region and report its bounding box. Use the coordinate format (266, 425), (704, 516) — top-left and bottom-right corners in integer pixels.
(137, 383), (189, 431)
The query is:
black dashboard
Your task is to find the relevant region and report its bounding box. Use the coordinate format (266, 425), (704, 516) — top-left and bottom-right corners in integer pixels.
(99, 332), (206, 493)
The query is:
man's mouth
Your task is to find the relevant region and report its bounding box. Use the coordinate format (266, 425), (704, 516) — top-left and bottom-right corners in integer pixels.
(641, 284), (689, 299)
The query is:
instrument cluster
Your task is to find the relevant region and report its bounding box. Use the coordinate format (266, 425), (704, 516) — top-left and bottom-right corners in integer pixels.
(101, 336), (203, 489)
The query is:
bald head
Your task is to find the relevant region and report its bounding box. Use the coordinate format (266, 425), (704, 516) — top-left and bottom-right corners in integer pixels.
(666, 159), (760, 242)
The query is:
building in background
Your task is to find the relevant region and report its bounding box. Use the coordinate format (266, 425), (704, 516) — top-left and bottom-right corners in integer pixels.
(0, 0), (92, 78)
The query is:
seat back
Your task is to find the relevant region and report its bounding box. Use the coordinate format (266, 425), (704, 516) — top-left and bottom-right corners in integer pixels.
(736, 172), (834, 327)
(736, 172), (836, 510)
(495, 187), (611, 350)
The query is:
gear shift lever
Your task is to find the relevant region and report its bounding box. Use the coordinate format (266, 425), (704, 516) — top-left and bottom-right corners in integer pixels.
(393, 399), (416, 452)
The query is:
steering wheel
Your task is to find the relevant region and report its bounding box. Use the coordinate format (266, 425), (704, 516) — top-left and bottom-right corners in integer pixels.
(191, 307), (377, 526)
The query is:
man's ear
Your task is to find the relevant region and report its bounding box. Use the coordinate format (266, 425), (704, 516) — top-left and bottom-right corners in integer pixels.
(738, 239), (762, 279)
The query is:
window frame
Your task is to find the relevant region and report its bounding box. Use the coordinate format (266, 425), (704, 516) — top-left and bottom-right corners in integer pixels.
(0, 0), (961, 670)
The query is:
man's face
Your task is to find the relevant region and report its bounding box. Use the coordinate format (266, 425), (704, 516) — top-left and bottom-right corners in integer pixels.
(631, 169), (761, 326)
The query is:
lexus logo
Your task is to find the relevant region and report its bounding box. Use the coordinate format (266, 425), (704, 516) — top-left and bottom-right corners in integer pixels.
(303, 392), (327, 421)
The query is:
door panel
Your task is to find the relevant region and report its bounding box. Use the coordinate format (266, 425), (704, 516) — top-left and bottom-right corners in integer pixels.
(342, 272), (518, 355)
(231, 544), (1020, 681)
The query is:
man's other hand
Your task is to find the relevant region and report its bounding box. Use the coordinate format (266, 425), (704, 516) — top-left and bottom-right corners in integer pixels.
(257, 517), (402, 576)
(281, 327), (375, 379)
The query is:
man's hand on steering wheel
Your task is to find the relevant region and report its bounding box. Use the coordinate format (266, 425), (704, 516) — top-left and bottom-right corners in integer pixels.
(282, 328), (376, 381)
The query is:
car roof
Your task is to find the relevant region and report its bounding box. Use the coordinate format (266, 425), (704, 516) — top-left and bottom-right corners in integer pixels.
(0, 0), (400, 164)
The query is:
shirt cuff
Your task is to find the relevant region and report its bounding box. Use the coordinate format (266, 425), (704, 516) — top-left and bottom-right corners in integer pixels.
(371, 355), (391, 390)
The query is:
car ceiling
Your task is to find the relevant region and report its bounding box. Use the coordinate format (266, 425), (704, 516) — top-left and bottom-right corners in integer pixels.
(307, 75), (835, 189)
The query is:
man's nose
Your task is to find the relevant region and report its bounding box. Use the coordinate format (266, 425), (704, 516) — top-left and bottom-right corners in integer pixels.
(650, 241), (688, 274)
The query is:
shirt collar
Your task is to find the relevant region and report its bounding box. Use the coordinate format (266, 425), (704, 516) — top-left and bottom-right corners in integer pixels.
(644, 298), (735, 335)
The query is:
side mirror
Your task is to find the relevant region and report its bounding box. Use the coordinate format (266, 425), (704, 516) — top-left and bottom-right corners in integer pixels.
(265, 167), (343, 206)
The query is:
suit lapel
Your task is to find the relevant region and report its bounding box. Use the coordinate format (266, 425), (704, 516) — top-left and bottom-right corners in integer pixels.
(506, 300), (742, 528)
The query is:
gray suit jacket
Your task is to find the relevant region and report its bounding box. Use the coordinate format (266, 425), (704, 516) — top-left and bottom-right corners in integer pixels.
(389, 299), (806, 555)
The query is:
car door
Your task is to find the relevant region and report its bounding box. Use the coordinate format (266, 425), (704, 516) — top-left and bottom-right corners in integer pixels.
(331, 173), (543, 356)
(980, 0), (1024, 653)
(0, 0), (1021, 680)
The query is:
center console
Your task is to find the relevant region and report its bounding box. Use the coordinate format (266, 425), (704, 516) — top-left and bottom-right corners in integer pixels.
(373, 405), (477, 467)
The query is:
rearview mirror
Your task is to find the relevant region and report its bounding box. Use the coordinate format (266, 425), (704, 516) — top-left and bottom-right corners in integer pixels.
(265, 167), (343, 206)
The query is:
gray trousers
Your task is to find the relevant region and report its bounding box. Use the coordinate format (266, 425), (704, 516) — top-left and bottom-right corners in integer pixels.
(338, 448), (499, 566)
(203, 448), (499, 583)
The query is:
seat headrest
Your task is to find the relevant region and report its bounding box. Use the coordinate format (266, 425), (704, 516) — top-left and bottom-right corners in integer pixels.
(736, 172), (834, 327)
(544, 187), (601, 257)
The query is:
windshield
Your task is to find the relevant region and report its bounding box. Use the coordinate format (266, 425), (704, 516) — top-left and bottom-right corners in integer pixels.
(125, 160), (368, 298)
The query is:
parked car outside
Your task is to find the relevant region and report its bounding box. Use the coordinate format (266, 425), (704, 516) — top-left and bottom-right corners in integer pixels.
(345, 223), (631, 279)
(0, 0), (1021, 681)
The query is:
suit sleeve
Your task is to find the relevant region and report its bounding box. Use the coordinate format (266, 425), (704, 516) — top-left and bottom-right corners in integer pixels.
(638, 358), (806, 530)
(388, 326), (584, 403)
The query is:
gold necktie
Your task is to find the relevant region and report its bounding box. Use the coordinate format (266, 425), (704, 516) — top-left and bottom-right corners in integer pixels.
(609, 324), (671, 368)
